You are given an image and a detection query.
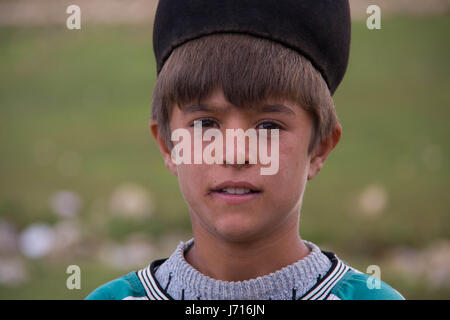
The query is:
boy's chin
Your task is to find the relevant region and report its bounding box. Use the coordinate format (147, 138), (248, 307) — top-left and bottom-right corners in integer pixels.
(211, 216), (268, 243)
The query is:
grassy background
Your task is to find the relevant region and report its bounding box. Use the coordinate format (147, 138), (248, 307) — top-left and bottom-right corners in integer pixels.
(0, 16), (449, 299)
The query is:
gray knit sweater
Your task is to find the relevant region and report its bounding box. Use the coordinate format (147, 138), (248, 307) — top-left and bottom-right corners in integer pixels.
(154, 238), (332, 300)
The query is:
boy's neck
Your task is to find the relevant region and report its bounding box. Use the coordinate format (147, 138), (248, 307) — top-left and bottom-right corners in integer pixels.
(184, 218), (310, 282)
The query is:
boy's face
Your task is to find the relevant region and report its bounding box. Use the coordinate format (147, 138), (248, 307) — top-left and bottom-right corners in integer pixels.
(151, 87), (341, 243)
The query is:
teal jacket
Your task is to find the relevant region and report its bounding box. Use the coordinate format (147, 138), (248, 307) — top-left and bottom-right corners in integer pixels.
(86, 251), (404, 300)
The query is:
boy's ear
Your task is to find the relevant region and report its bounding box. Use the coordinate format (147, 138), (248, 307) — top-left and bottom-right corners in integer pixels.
(307, 123), (342, 181)
(149, 119), (178, 176)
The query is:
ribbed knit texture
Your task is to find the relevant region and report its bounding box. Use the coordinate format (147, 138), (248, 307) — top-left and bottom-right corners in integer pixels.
(154, 238), (332, 300)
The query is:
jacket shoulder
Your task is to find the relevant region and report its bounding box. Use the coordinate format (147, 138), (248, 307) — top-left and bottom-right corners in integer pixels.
(85, 271), (147, 300)
(330, 268), (405, 300)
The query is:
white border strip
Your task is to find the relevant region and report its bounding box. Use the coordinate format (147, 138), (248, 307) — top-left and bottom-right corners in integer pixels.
(137, 269), (156, 300)
(308, 261), (346, 300)
(301, 260), (342, 300)
(316, 264), (350, 300)
(144, 267), (170, 300)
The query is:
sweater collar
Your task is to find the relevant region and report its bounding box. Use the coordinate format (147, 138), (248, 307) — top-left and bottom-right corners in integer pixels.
(136, 238), (348, 300)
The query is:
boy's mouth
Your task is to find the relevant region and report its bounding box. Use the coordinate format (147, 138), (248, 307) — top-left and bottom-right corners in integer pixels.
(208, 181), (262, 203)
(210, 181), (261, 193)
(216, 187), (259, 195)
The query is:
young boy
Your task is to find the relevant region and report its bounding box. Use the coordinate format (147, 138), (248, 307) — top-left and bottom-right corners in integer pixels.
(86, 0), (404, 300)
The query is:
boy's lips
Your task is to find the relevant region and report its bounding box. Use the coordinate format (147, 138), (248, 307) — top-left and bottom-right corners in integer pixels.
(208, 181), (262, 204)
(210, 181), (261, 192)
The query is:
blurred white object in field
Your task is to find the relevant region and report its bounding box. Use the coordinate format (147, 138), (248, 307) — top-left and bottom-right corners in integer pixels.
(50, 220), (83, 256)
(109, 183), (154, 218)
(0, 257), (28, 287)
(387, 240), (450, 289)
(19, 223), (55, 259)
(99, 234), (156, 269)
(50, 190), (82, 218)
(358, 184), (388, 217)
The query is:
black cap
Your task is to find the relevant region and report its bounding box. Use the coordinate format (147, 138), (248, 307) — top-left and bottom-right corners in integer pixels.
(153, 0), (351, 95)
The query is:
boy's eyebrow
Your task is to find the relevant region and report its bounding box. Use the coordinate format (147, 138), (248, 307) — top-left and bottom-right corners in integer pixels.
(259, 103), (296, 116)
(181, 103), (296, 115)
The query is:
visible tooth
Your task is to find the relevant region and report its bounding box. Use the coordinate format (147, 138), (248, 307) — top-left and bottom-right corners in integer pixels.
(222, 188), (251, 194)
(222, 188), (232, 194)
(234, 188), (247, 195)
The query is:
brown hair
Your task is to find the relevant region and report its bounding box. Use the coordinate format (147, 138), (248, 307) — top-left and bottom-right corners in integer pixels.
(151, 33), (340, 154)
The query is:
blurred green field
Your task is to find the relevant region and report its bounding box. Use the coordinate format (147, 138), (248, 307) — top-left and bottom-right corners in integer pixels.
(0, 16), (449, 299)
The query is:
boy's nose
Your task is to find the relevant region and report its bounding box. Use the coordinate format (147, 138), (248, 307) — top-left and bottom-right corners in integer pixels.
(222, 125), (255, 168)
(223, 149), (250, 167)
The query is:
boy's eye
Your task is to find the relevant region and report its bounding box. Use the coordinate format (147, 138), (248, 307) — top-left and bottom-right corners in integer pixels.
(190, 118), (219, 128)
(256, 121), (283, 130)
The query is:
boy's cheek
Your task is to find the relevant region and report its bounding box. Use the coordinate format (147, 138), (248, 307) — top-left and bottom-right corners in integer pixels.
(277, 147), (306, 174)
(176, 163), (209, 193)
